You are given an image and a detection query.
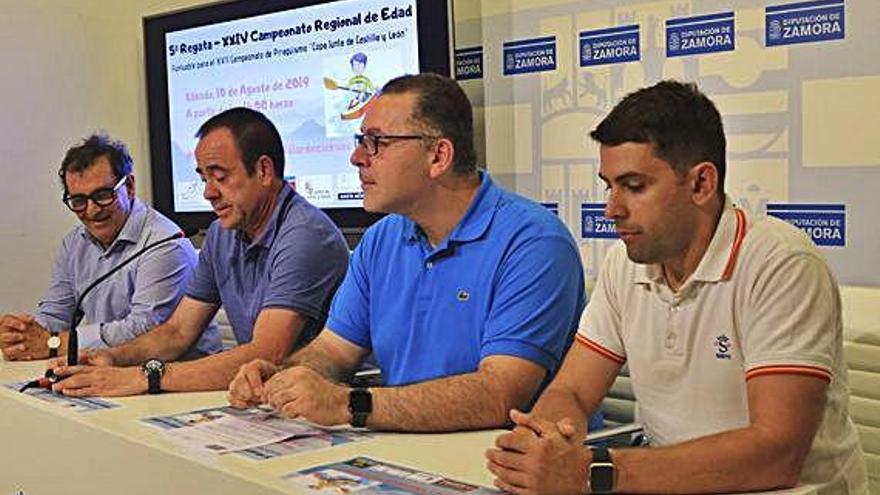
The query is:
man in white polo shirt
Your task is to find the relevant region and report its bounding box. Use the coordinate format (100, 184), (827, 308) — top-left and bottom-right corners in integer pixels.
(485, 80), (867, 494)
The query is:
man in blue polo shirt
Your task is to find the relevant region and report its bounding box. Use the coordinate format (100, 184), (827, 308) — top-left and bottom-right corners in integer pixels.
(229, 73), (586, 432)
(50, 108), (349, 396)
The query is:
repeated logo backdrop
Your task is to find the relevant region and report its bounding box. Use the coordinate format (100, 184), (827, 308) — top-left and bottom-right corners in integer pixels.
(454, 0), (879, 287)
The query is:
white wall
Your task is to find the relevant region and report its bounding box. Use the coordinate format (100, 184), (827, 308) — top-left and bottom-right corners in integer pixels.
(0, 0), (213, 311)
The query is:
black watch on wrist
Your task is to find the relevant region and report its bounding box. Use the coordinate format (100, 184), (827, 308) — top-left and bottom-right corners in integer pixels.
(47, 332), (61, 359)
(141, 358), (165, 395)
(587, 446), (615, 494)
(348, 387), (372, 427)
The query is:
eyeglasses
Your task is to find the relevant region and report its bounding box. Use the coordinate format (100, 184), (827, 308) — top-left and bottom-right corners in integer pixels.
(353, 133), (439, 157)
(63, 175), (128, 212)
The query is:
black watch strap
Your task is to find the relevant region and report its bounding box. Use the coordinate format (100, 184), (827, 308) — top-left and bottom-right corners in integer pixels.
(348, 388), (372, 427)
(147, 369), (161, 394)
(589, 446), (615, 493)
(47, 332), (61, 359)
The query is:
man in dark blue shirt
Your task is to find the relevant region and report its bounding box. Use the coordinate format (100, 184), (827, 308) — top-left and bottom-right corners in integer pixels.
(51, 108), (349, 396)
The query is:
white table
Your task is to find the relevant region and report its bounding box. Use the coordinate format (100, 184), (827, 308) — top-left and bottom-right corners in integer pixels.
(0, 360), (817, 495)
(0, 360), (499, 495)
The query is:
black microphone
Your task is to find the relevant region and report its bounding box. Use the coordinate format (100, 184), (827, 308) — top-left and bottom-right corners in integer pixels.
(20, 227), (197, 392)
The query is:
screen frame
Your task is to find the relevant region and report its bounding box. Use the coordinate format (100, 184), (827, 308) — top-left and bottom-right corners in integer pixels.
(144, 0), (452, 234)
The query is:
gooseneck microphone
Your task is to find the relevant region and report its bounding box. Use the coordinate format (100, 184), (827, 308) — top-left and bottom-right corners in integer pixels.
(19, 228), (197, 392)
(65, 228), (196, 366)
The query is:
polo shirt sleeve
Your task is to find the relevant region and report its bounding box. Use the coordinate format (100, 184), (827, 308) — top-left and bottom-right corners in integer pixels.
(325, 232), (373, 350)
(260, 220), (349, 321)
(577, 244), (627, 365)
(185, 225), (222, 305)
(480, 234), (585, 372)
(740, 251), (837, 382)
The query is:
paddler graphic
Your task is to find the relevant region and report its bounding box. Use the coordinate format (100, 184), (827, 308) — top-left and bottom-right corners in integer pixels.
(323, 52), (377, 120)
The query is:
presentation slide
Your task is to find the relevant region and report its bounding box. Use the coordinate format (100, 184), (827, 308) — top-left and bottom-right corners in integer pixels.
(165, 0), (420, 212)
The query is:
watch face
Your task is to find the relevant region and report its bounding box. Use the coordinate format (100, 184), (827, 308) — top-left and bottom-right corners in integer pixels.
(143, 359), (165, 374)
(47, 336), (62, 349)
(349, 388), (372, 413)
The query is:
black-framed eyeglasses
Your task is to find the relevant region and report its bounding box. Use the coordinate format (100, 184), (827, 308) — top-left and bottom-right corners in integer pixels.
(353, 133), (439, 157)
(62, 175), (128, 212)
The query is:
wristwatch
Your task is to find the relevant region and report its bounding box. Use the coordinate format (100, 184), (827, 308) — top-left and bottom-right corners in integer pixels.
(587, 446), (615, 493)
(47, 332), (61, 359)
(348, 387), (372, 427)
(141, 358), (165, 395)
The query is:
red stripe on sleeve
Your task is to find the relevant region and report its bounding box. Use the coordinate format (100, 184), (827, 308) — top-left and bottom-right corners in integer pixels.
(745, 364), (832, 383)
(575, 334), (626, 365)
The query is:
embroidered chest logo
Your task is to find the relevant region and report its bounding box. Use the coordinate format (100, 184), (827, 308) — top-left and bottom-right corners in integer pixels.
(456, 289), (470, 302)
(714, 334), (732, 359)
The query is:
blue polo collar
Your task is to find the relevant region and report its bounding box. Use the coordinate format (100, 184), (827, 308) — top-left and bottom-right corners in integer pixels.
(403, 171), (500, 248)
(240, 185), (295, 252)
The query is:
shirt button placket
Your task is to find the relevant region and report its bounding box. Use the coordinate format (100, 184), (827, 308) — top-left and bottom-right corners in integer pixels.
(665, 302), (679, 352)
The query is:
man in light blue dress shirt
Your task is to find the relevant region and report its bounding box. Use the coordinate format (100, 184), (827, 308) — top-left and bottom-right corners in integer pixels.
(0, 134), (220, 361)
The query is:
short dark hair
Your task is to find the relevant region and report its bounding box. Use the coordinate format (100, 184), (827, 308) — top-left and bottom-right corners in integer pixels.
(195, 107), (284, 178)
(381, 73), (477, 175)
(58, 134), (133, 191)
(351, 52), (367, 66)
(591, 80), (726, 192)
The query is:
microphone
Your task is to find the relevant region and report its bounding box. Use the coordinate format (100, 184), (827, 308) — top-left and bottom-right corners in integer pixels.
(20, 227), (197, 392)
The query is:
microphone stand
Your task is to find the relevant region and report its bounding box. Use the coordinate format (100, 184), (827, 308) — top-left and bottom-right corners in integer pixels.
(19, 230), (190, 392)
